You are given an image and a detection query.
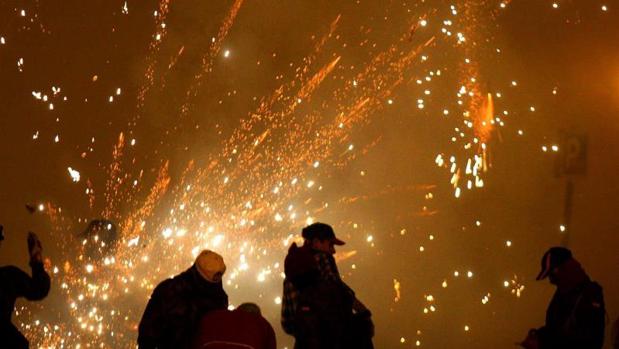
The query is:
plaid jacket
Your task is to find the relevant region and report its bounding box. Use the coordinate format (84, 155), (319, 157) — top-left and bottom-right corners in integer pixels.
(281, 250), (353, 335)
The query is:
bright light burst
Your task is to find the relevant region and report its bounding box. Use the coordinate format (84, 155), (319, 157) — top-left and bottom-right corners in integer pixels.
(5, 0), (599, 347)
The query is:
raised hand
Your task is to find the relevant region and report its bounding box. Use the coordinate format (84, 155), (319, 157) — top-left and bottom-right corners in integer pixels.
(27, 232), (43, 263)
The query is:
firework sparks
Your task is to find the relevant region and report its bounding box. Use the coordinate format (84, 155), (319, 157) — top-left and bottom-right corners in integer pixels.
(5, 0), (604, 347)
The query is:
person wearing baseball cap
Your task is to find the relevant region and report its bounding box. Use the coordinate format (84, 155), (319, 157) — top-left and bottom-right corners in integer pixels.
(519, 247), (605, 349)
(301, 222), (345, 253)
(281, 222), (373, 349)
(138, 250), (229, 349)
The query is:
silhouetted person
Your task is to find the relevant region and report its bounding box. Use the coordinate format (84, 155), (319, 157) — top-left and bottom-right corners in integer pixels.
(138, 250), (229, 349)
(0, 227), (51, 349)
(191, 302), (276, 349)
(281, 222), (373, 349)
(520, 247), (605, 349)
(81, 219), (118, 257)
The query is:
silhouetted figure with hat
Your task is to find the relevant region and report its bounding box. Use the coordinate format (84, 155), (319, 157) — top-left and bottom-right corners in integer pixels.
(281, 222), (373, 349)
(190, 302), (276, 349)
(0, 227), (51, 349)
(138, 250), (229, 349)
(520, 247), (605, 349)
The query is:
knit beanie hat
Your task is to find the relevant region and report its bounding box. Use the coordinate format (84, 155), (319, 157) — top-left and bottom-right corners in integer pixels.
(195, 250), (226, 283)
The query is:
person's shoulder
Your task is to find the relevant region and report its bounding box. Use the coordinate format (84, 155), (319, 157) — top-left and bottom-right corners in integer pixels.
(258, 314), (275, 330)
(583, 281), (604, 301)
(151, 276), (178, 297)
(575, 280), (604, 313)
(582, 280), (602, 294)
(0, 265), (28, 277)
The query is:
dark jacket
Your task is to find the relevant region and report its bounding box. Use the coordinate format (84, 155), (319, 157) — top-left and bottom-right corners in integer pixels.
(191, 309), (276, 349)
(537, 278), (605, 349)
(0, 261), (51, 349)
(282, 244), (356, 349)
(138, 265), (229, 349)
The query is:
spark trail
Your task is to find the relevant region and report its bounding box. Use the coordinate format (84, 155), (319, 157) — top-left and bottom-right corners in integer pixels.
(13, 1), (540, 347)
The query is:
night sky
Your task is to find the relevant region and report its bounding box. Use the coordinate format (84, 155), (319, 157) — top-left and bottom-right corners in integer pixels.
(1, 0), (618, 348)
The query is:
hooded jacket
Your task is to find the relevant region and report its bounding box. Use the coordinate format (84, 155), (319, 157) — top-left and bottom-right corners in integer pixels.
(138, 264), (229, 349)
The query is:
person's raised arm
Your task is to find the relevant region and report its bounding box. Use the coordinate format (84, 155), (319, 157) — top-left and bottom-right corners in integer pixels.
(15, 232), (51, 301)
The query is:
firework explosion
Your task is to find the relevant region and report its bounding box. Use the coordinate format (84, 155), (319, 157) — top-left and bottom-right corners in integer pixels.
(1, 0), (613, 348)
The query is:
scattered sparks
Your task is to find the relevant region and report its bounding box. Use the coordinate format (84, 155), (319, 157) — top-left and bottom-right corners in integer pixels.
(393, 279), (401, 302)
(67, 167), (81, 182)
(7, 1), (570, 346)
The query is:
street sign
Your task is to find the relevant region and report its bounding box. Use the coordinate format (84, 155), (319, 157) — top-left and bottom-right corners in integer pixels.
(554, 132), (587, 247)
(556, 133), (588, 176)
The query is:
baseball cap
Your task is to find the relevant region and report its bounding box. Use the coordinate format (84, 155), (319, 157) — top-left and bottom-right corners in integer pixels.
(536, 247), (572, 280)
(195, 250), (226, 283)
(301, 222), (345, 245)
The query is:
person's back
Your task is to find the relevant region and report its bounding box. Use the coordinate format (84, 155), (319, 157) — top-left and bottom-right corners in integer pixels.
(281, 223), (372, 349)
(541, 278), (604, 348)
(191, 304), (276, 349)
(138, 250), (229, 349)
(520, 247), (605, 349)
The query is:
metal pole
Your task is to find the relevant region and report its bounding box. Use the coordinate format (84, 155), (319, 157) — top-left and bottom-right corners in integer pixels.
(561, 179), (574, 247)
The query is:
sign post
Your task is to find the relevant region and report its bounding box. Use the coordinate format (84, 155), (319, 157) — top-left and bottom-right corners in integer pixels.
(555, 133), (588, 247)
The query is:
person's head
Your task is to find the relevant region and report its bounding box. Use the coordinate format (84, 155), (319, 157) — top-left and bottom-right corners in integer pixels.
(536, 247), (578, 286)
(301, 222), (344, 255)
(195, 250), (226, 283)
(236, 302), (261, 316)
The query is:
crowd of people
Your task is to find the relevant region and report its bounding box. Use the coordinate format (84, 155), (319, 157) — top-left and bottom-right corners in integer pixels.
(0, 222), (614, 348)
(137, 222), (374, 349)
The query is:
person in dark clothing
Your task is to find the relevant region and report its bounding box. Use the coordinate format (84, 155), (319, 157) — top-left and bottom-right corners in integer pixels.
(138, 250), (229, 349)
(190, 302), (276, 349)
(81, 219), (118, 257)
(612, 317), (619, 349)
(0, 228), (51, 349)
(281, 222), (373, 349)
(520, 247), (605, 349)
